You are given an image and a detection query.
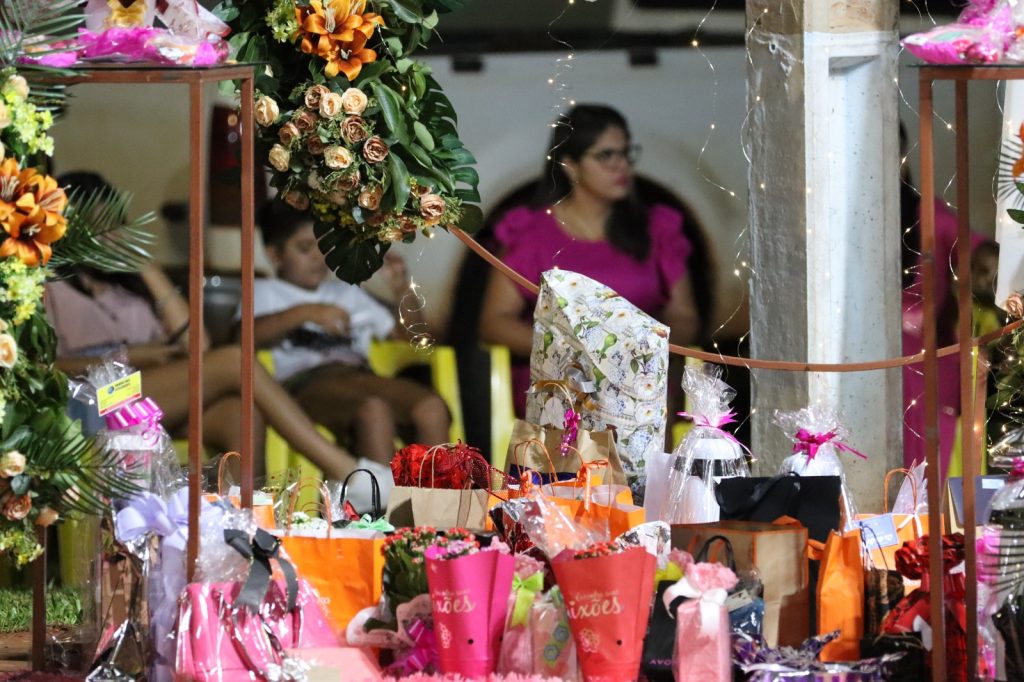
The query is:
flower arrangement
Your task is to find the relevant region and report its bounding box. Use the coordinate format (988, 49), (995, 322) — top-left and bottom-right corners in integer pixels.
(379, 526), (474, 624)
(0, 4), (151, 566)
(217, 0), (482, 282)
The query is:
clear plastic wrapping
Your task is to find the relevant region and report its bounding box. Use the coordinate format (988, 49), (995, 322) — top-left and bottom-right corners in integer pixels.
(774, 405), (861, 528)
(979, 466), (1024, 680)
(664, 364), (750, 524)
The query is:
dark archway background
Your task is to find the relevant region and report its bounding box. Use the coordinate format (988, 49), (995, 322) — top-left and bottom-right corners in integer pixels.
(447, 175), (751, 460)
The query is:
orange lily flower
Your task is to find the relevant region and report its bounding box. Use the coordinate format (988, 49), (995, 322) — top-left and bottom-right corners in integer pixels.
(295, 0), (385, 81)
(0, 159), (67, 267)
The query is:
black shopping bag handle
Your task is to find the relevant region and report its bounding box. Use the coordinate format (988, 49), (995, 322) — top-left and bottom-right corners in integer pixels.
(695, 534), (737, 571)
(715, 472), (801, 516)
(340, 468), (382, 519)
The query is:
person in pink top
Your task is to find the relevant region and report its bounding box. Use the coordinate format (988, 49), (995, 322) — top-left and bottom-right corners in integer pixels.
(478, 104), (701, 415)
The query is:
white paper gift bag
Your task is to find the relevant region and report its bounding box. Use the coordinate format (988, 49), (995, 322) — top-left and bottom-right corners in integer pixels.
(526, 269), (669, 482)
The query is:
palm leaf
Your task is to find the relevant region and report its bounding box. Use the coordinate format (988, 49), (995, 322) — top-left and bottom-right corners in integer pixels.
(50, 186), (156, 273)
(23, 418), (141, 515)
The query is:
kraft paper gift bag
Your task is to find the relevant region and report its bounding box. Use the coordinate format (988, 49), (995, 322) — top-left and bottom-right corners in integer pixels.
(671, 520), (810, 647)
(527, 269), (669, 484)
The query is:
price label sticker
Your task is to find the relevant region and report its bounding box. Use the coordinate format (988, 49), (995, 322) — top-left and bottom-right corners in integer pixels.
(96, 371), (143, 416)
(858, 514), (900, 550)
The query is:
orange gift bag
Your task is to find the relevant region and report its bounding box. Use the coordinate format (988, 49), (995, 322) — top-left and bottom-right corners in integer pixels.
(808, 529), (865, 661)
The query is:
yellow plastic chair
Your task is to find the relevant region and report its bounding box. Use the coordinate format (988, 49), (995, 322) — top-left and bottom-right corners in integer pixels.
(486, 345), (517, 471)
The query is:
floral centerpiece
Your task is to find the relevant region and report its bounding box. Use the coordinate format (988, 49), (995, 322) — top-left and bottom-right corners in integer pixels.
(0, 4), (150, 566)
(217, 0), (482, 282)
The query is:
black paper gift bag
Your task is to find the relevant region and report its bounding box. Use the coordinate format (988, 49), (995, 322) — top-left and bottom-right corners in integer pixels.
(716, 474), (842, 543)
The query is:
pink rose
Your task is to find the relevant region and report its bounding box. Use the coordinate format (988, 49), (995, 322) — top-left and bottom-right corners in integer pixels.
(357, 184), (383, 211)
(35, 507), (58, 527)
(335, 170), (361, 193)
(2, 493), (30, 521)
(278, 122), (301, 146)
(684, 561), (738, 593)
(304, 84), (330, 109)
(1007, 292), (1024, 319)
(306, 136), (326, 155)
(292, 108), (318, 134)
(418, 193), (445, 224)
(283, 190), (310, 211)
(340, 115), (368, 144)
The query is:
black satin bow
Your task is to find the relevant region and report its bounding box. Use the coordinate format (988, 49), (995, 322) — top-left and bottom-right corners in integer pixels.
(224, 528), (299, 613)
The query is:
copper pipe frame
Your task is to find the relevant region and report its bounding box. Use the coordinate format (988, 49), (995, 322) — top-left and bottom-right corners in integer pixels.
(29, 65), (257, 670)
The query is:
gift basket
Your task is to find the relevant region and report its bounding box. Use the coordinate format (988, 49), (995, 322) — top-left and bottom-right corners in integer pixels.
(663, 363), (750, 524)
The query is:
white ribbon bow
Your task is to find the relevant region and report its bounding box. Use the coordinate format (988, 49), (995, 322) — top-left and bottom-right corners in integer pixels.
(663, 576), (729, 638)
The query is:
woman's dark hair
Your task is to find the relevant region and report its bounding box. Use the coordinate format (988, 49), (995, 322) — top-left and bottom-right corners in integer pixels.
(536, 104), (650, 261)
(257, 199), (312, 250)
(56, 171), (152, 302)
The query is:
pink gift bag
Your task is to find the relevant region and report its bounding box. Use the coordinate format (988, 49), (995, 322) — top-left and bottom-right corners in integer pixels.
(672, 599), (731, 682)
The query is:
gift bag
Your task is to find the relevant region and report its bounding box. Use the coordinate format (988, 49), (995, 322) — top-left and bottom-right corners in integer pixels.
(425, 544), (515, 678)
(808, 529), (865, 661)
(551, 545), (657, 682)
(278, 475), (387, 636)
(855, 467), (927, 571)
(664, 363), (750, 524)
(672, 520), (809, 646)
(694, 535), (765, 637)
(174, 529), (338, 682)
(665, 563), (737, 682)
(507, 417), (624, 485)
(716, 474), (842, 544)
(386, 443), (496, 531)
(641, 581), (680, 682)
(863, 566), (904, 639)
(527, 269), (669, 481)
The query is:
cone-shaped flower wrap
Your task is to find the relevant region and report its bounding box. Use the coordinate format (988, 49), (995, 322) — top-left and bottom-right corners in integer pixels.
(425, 543), (515, 677)
(551, 545), (657, 682)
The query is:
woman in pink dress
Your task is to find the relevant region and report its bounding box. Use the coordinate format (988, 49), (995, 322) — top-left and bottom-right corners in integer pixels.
(478, 104), (701, 415)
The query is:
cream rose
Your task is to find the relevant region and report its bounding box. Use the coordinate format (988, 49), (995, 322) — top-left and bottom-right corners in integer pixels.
(327, 188), (348, 206)
(362, 136), (389, 164)
(278, 122), (301, 146)
(319, 92), (344, 119)
(35, 507), (59, 527)
(358, 184), (383, 211)
(341, 88), (368, 115)
(283, 191), (310, 211)
(418, 193), (446, 222)
(268, 144), (291, 173)
(304, 84), (330, 109)
(324, 145), (354, 170)
(254, 96), (279, 127)
(0, 333), (17, 369)
(341, 116), (368, 144)
(1007, 292), (1024, 319)
(307, 171), (323, 191)
(0, 102), (11, 130)
(0, 451), (25, 477)
(2, 493), (30, 521)
(5, 75), (28, 100)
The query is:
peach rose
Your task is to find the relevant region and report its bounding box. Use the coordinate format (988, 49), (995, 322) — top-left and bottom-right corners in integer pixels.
(327, 188), (348, 206)
(278, 122), (301, 146)
(341, 88), (368, 115)
(0, 102), (11, 130)
(419, 193), (446, 222)
(362, 136), (389, 164)
(306, 135), (326, 155)
(254, 96), (279, 127)
(304, 84), (330, 109)
(335, 170), (361, 192)
(292, 109), (318, 134)
(2, 493), (30, 521)
(319, 92), (344, 119)
(340, 116), (368, 144)
(1007, 292), (1024, 319)
(268, 144), (291, 172)
(0, 333), (17, 368)
(0, 451), (24, 477)
(35, 507), (58, 527)
(358, 184), (383, 211)
(324, 145), (354, 170)
(283, 191), (310, 211)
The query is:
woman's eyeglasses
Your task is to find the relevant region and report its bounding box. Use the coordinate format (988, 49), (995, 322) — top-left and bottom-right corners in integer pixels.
(586, 144), (642, 166)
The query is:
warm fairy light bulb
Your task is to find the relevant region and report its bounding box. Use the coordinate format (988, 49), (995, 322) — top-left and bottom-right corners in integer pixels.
(691, 39), (699, 47)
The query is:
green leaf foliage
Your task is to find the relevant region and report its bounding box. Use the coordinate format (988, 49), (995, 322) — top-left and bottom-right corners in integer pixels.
(49, 186), (156, 274)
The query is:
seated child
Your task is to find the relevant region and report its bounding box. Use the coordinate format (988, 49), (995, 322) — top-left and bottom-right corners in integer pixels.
(253, 200), (451, 468)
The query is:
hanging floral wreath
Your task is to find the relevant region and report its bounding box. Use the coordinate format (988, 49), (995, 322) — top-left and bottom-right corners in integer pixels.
(217, 0), (482, 282)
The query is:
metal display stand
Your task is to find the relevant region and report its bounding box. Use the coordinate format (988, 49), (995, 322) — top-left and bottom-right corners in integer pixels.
(29, 64), (257, 671)
(917, 64), (1024, 682)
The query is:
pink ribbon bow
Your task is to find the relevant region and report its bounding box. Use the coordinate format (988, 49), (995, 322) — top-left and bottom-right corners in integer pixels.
(389, 618), (438, 675)
(677, 409), (751, 456)
(792, 428), (868, 461)
(560, 408), (580, 457)
(105, 396), (163, 431)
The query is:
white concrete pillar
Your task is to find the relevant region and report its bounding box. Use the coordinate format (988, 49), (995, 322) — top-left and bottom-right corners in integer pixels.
(746, 1), (902, 512)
